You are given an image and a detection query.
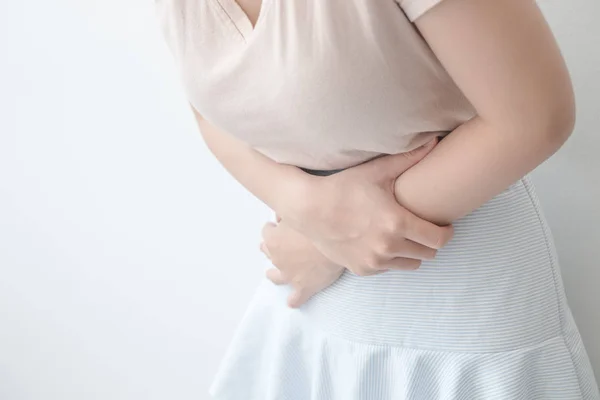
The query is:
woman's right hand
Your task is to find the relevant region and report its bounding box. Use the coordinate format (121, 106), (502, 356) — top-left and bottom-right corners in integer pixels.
(281, 137), (455, 276)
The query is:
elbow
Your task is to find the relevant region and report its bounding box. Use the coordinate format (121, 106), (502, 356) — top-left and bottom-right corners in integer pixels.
(496, 71), (577, 148)
(539, 76), (577, 146)
(546, 92), (576, 146)
(506, 89), (577, 150)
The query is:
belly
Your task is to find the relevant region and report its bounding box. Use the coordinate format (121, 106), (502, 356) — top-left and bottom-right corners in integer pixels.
(299, 175), (564, 352)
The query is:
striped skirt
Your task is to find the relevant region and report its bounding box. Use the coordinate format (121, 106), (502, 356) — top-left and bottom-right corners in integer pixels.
(209, 173), (600, 400)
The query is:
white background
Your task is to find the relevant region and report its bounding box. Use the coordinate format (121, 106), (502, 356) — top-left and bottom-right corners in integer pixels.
(1, 0), (598, 399)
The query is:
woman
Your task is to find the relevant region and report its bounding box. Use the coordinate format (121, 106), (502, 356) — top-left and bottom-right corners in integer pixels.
(154, 0), (600, 398)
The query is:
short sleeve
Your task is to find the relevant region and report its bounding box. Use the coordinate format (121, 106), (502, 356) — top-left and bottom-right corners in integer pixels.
(396, 0), (445, 22)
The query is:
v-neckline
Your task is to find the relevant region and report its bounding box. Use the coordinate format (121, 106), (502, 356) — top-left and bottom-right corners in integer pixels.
(215, 0), (271, 42)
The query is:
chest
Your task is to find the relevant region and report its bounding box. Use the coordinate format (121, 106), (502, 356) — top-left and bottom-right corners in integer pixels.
(157, 0), (472, 153)
(232, 0), (262, 26)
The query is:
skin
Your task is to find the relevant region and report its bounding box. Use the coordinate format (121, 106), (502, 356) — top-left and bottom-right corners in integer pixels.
(193, 0), (576, 308)
(235, 0), (261, 27)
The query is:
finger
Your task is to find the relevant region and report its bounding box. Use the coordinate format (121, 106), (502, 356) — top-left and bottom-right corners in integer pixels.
(362, 137), (438, 180)
(266, 268), (286, 285)
(381, 257), (422, 270)
(287, 288), (311, 308)
(401, 212), (454, 250)
(260, 242), (271, 259)
(261, 221), (277, 242)
(388, 238), (438, 260)
(355, 267), (389, 276)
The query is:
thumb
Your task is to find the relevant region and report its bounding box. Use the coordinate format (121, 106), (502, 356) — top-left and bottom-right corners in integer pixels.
(365, 137), (438, 179)
(287, 288), (311, 308)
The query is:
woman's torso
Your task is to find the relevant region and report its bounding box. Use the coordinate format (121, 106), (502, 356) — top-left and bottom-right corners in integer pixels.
(154, 0), (477, 169)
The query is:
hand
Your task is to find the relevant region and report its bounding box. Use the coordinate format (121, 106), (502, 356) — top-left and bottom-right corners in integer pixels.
(260, 219), (345, 308)
(280, 137), (454, 276)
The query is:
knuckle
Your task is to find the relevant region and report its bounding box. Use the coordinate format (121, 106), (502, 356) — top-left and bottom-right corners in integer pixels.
(262, 226), (281, 246)
(388, 214), (407, 233)
(281, 272), (293, 283)
(261, 222), (272, 237)
(394, 258), (421, 270)
(261, 234), (273, 248)
(442, 227), (455, 247)
(407, 259), (422, 270)
(374, 239), (392, 255)
(265, 271), (276, 282)
(434, 226), (454, 249)
(381, 214), (397, 232)
(267, 269), (287, 284)
(423, 248), (437, 260)
(432, 233), (443, 250)
(271, 266), (283, 276)
(354, 267), (371, 277)
(291, 275), (304, 286)
(403, 148), (421, 161)
(271, 259), (285, 271)
(364, 253), (383, 270)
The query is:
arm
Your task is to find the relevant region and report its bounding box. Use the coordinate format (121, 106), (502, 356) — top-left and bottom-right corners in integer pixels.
(392, 0), (576, 226)
(191, 105), (452, 276)
(190, 105), (310, 216)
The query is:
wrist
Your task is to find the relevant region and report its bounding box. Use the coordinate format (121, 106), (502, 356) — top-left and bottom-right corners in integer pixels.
(273, 167), (319, 223)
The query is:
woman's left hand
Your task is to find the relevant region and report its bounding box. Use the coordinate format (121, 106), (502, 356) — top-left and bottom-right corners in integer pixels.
(261, 219), (345, 308)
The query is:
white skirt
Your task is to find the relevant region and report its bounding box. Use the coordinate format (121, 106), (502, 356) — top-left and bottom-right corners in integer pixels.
(209, 174), (600, 400)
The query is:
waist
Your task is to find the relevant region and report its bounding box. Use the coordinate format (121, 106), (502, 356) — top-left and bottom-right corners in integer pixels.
(298, 153), (386, 176)
(294, 175), (563, 351)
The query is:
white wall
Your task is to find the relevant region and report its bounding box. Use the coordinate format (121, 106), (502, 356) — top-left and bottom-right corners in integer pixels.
(0, 0), (598, 399)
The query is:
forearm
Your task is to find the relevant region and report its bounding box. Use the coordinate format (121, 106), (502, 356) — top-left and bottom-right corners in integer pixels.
(393, 115), (572, 226)
(190, 104), (311, 214)
(393, 0), (577, 227)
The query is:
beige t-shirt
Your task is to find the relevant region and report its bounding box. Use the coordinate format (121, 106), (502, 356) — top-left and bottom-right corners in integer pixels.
(154, 0), (476, 169)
